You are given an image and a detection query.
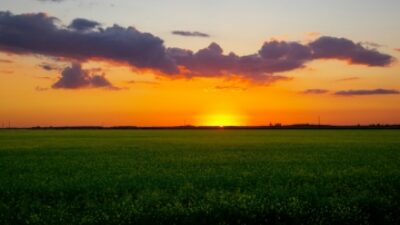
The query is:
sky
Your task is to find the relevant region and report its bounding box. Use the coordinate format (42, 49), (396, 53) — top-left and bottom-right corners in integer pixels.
(0, 0), (399, 127)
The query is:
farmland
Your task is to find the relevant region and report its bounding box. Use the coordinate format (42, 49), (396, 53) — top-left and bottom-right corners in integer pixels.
(0, 129), (399, 225)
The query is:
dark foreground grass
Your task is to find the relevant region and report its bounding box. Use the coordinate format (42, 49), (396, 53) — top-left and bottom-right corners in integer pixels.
(0, 129), (399, 225)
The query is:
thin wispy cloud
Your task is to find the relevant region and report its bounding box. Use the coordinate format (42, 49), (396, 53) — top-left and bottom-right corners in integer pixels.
(0, 70), (13, 74)
(35, 86), (49, 91)
(362, 42), (385, 48)
(335, 77), (360, 82)
(172, 30), (210, 38)
(335, 89), (399, 96)
(0, 59), (13, 63)
(126, 80), (159, 85)
(301, 89), (329, 94)
(39, 63), (61, 71)
(35, 76), (53, 80)
(214, 85), (247, 91)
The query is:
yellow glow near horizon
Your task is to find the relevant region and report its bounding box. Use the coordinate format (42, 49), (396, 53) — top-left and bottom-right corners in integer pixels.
(200, 114), (245, 127)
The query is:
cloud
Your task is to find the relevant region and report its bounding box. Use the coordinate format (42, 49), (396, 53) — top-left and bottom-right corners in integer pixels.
(0, 11), (395, 85)
(126, 80), (159, 85)
(0, 11), (178, 74)
(39, 62), (60, 71)
(172, 30), (210, 38)
(68, 18), (100, 31)
(361, 42), (384, 48)
(35, 76), (52, 80)
(335, 89), (399, 96)
(215, 85), (247, 91)
(309, 36), (393, 66)
(0, 70), (13, 74)
(169, 37), (393, 83)
(167, 43), (238, 76)
(395, 49), (400, 52)
(0, 59), (13, 63)
(52, 63), (119, 90)
(306, 32), (321, 38)
(301, 89), (329, 94)
(168, 42), (295, 83)
(35, 86), (49, 91)
(335, 77), (360, 82)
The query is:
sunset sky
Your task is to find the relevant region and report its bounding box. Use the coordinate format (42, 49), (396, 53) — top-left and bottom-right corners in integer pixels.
(1, 0), (399, 127)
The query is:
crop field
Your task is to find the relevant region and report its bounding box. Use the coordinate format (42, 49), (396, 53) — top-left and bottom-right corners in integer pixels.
(0, 129), (399, 225)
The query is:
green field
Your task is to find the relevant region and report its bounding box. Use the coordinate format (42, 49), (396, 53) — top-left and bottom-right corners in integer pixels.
(0, 129), (399, 225)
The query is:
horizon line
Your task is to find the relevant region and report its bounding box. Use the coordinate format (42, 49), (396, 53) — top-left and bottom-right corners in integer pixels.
(1, 124), (400, 130)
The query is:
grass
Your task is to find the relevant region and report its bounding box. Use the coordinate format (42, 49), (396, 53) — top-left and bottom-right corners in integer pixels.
(0, 129), (399, 225)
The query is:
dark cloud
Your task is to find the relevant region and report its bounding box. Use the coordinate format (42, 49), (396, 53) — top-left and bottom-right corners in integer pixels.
(309, 36), (393, 66)
(168, 43), (238, 76)
(39, 62), (60, 71)
(259, 41), (312, 61)
(0, 11), (395, 85)
(168, 37), (393, 82)
(335, 89), (399, 96)
(52, 63), (118, 90)
(68, 18), (100, 31)
(90, 75), (114, 87)
(172, 30), (210, 38)
(301, 89), (329, 94)
(41, 64), (53, 71)
(168, 42), (293, 83)
(0, 11), (178, 74)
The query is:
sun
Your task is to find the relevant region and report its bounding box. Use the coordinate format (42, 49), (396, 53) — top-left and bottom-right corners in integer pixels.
(200, 114), (244, 127)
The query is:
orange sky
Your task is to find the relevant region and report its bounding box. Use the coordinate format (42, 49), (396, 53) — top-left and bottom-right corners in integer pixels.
(1, 51), (399, 127)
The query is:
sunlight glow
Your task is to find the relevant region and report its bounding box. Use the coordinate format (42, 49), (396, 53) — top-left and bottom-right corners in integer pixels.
(200, 114), (244, 127)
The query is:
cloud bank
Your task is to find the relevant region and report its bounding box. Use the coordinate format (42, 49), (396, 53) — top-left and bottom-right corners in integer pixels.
(0, 11), (177, 74)
(0, 11), (395, 84)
